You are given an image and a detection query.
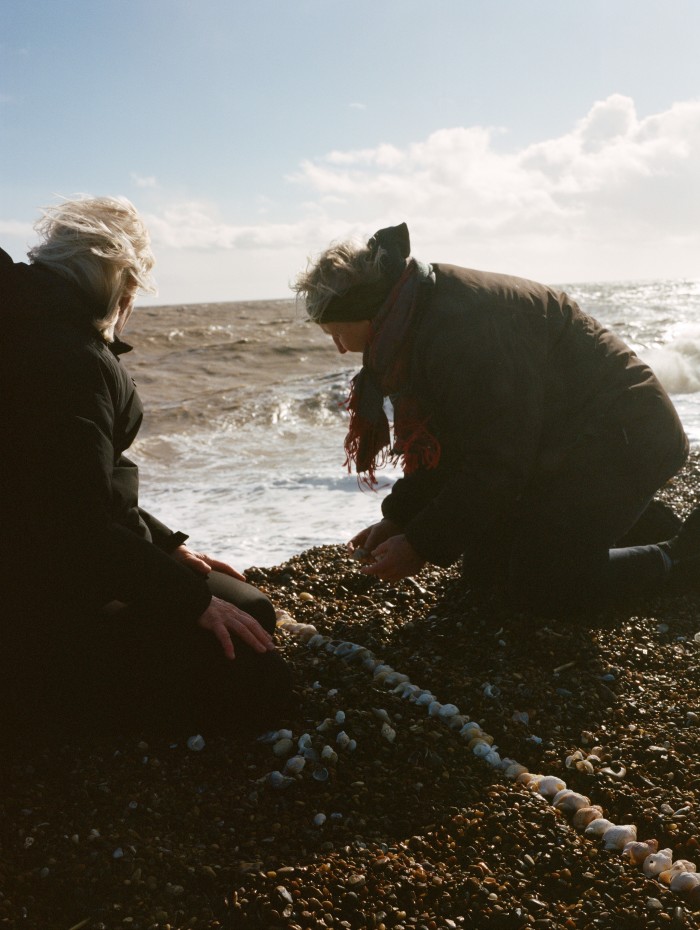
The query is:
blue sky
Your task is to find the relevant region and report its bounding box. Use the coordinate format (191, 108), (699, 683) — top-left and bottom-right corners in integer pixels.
(2, 0), (700, 303)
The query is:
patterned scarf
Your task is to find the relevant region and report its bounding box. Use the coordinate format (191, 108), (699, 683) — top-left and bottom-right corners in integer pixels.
(344, 260), (441, 487)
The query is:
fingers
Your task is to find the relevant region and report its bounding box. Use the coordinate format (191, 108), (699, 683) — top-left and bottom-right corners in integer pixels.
(348, 527), (371, 552)
(206, 557), (246, 581)
(198, 598), (276, 660)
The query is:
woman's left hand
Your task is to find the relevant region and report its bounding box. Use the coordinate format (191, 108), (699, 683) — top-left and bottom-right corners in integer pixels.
(360, 534), (426, 582)
(172, 545), (246, 581)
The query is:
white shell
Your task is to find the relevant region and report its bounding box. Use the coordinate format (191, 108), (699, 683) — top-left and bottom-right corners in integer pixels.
(659, 860), (698, 885)
(537, 776), (567, 798)
(505, 763), (529, 780)
(518, 773), (543, 788)
(472, 741), (492, 759)
(321, 745), (338, 763)
(622, 840), (659, 864)
(554, 791), (591, 814)
(272, 738), (294, 758)
(415, 692), (436, 707)
(642, 848), (674, 877)
(428, 701), (443, 717)
(585, 818), (615, 839)
(439, 704), (460, 719)
(336, 731), (351, 749)
(380, 723), (396, 743)
(670, 872), (700, 893)
(312, 813), (327, 826)
(284, 755), (306, 775)
(602, 824), (637, 850)
(266, 771), (295, 789)
(573, 806), (604, 830)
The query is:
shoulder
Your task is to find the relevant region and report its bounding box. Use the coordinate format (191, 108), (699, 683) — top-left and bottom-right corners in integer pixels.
(431, 263), (559, 312)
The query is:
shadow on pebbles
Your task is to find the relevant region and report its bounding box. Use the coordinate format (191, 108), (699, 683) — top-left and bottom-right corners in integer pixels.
(4, 461), (700, 929)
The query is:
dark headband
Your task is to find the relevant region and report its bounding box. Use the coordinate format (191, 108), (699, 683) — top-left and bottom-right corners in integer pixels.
(319, 222), (411, 323)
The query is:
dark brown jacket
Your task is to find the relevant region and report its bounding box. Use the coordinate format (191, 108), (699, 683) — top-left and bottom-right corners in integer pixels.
(382, 263), (688, 565)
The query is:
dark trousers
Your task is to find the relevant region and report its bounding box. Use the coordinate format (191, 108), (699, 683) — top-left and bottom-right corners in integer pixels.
(3, 571), (293, 738)
(479, 398), (689, 615)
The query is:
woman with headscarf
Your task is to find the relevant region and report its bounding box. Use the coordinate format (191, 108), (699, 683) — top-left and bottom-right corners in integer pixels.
(295, 222), (698, 614)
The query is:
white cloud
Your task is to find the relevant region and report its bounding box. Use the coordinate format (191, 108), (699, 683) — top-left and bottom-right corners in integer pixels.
(131, 172), (158, 188)
(0, 219), (33, 237)
(349, 102), (367, 110)
(130, 94), (700, 301)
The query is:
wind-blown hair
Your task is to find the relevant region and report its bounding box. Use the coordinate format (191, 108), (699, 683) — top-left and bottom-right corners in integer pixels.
(28, 196), (156, 341)
(293, 238), (385, 322)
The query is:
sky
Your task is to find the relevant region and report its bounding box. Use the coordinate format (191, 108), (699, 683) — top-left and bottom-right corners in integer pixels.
(2, 0), (700, 304)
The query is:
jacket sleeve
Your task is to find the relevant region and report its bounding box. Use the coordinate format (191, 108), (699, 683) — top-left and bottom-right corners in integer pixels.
(385, 304), (547, 567)
(138, 508), (189, 552)
(8, 346), (211, 623)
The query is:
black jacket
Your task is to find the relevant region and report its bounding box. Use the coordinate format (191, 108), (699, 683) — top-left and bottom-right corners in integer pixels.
(0, 248), (211, 622)
(382, 263), (688, 565)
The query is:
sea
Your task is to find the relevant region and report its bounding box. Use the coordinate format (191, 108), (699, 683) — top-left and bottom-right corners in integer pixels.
(127, 279), (700, 571)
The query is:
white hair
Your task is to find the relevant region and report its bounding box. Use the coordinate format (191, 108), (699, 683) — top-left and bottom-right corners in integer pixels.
(293, 238), (384, 322)
(28, 195), (156, 341)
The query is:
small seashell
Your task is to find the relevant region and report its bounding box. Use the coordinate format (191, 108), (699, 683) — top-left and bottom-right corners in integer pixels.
(298, 592), (314, 602)
(383, 672), (409, 687)
(300, 747), (319, 762)
(427, 701), (443, 717)
(585, 818), (615, 839)
(335, 711), (346, 725)
(622, 840), (659, 864)
(267, 771), (295, 790)
(312, 766), (329, 782)
(415, 692), (436, 707)
(575, 759), (596, 774)
(381, 723), (396, 744)
(468, 734), (494, 748)
(602, 824), (637, 850)
(257, 730), (279, 744)
(297, 625), (318, 642)
(643, 849), (674, 877)
(482, 683), (500, 698)
(316, 718), (334, 734)
(277, 728), (293, 739)
(284, 755), (306, 775)
(600, 763), (627, 779)
(448, 715), (468, 731)
(307, 634), (328, 649)
(394, 682), (419, 698)
(460, 724), (483, 741)
(186, 734), (205, 752)
(312, 812), (326, 827)
(565, 751), (585, 769)
(573, 806), (604, 830)
(439, 703), (460, 719)
(347, 739), (357, 751)
(537, 776), (567, 798)
(297, 733), (313, 751)
(472, 741), (493, 759)
(670, 872), (700, 893)
(272, 738), (294, 758)
(518, 772), (542, 787)
(336, 731), (351, 750)
(321, 745), (338, 763)
(333, 642), (356, 658)
(505, 763), (529, 780)
(659, 860), (697, 885)
(484, 749), (501, 767)
(372, 708), (391, 723)
(554, 791), (591, 815)
(372, 664), (394, 680)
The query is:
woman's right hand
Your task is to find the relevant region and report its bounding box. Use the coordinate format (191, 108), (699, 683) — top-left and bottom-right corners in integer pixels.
(197, 596), (276, 660)
(348, 518), (401, 558)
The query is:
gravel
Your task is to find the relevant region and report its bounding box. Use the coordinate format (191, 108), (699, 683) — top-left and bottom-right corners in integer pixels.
(3, 458), (700, 929)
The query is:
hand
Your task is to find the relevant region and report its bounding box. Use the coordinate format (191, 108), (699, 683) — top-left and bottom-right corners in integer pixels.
(348, 519), (401, 558)
(360, 533), (426, 582)
(172, 545), (246, 581)
(197, 596), (276, 660)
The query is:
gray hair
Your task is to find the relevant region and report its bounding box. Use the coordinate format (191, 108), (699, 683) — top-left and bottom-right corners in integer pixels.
(28, 196), (156, 341)
(293, 238), (385, 322)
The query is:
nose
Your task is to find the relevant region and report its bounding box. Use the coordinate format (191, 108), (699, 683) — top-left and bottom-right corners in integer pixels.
(333, 335), (347, 354)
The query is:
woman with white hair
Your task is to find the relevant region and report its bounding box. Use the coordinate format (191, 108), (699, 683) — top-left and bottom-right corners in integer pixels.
(295, 222), (699, 615)
(1, 196), (292, 735)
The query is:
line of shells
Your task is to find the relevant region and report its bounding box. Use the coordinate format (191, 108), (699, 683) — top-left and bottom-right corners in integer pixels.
(274, 608), (700, 900)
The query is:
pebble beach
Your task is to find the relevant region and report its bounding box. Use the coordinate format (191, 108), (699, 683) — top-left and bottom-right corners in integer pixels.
(4, 457), (700, 930)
